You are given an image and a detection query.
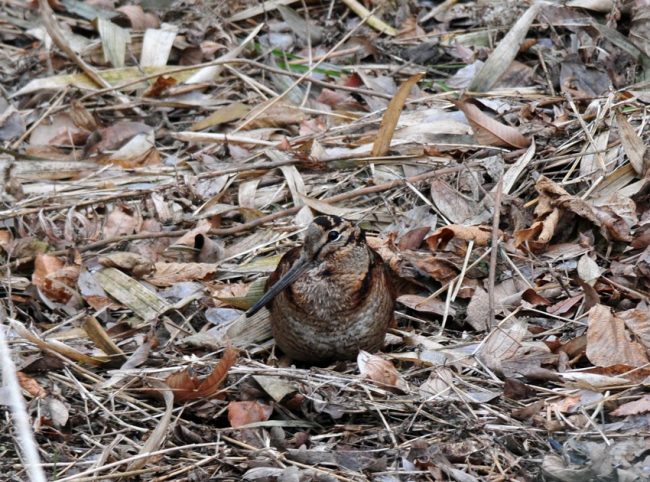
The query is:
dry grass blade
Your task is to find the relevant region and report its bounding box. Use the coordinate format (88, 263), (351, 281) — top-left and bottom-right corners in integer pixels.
(126, 379), (174, 471)
(0, 313), (47, 482)
(371, 73), (424, 157)
(10, 319), (109, 366)
(82, 315), (127, 363)
(468, 3), (541, 92)
(340, 0), (398, 36)
(615, 111), (647, 176)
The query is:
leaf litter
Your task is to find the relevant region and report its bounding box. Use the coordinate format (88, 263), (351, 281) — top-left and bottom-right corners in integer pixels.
(1, 0), (650, 480)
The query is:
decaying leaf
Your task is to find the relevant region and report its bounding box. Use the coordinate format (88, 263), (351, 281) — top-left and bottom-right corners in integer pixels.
(165, 347), (238, 402)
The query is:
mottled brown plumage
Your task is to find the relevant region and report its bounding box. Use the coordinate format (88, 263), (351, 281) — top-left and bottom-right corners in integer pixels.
(246, 215), (394, 363)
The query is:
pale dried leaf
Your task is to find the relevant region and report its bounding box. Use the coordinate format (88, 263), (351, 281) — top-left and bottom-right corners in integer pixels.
(586, 305), (649, 368)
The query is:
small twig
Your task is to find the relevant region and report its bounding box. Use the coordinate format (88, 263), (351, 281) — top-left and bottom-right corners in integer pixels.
(488, 180), (503, 328)
(0, 308), (47, 482)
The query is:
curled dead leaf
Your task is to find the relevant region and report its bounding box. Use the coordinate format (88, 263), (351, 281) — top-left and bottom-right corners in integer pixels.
(454, 100), (530, 149)
(165, 347), (237, 402)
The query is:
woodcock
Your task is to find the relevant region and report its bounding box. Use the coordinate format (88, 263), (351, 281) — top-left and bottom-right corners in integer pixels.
(246, 215), (394, 363)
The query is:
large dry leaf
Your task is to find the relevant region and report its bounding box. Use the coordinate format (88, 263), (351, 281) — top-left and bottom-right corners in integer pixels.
(102, 205), (142, 239)
(466, 287), (490, 331)
(430, 178), (482, 224)
(371, 73), (423, 157)
(98, 252), (154, 279)
(477, 318), (528, 373)
(529, 176), (633, 243)
(454, 100), (530, 149)
(397, 294), (454, 317)
(586, 305), (649, 368)
(94, 268), (172, 321)
(191, 102), (250, 131)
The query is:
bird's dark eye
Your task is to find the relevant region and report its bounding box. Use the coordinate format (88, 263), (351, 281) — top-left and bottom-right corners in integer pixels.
(327, 230), (340, 241)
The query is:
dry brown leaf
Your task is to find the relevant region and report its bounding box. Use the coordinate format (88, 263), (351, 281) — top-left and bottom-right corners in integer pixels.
(227, 400), (273, 428)
(16, 371), (47, 398)
(142, 75), (177, 98)
(371, 72), (423, 157)
(466, 287), (490, 331)
(525, 176), (633, 243)
(477, 319), (528, 373)
(97, 252), (154, 278)
(169, 219), (214, 251)
(577, 254), (602, 286)
(32, 254), (80, 303)
(102, 205), (141, 239)
(397, 294), (454, 317)
(29, 113), (89, 147)
(191, 102), (251, 131)
(426, 225), (494, 250)
(85, 121), (153, 155)
(166, 347), (237, 402)
(430, 178), (482, 224)
(611, 394), (650, 416)
(244, 102), (305, 129)
(586, 304), (649, 368)
(454, 100), (530, 149)
(146, 262), (219, 286)
(357, 350), (409, 392)
(116, 5), (159, 31)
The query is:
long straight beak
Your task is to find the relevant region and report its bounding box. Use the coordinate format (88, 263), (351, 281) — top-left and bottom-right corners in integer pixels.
(246, 254), (311, 317)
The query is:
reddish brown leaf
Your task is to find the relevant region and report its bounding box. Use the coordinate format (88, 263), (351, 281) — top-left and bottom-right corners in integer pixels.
(426, 225), (494, 250)
(166, 348), (237, 403)
(227, 400), (273, 428)
(17, 371), (47, 398)
(116, 5), (159, 30)
(32, 254), (80, 303)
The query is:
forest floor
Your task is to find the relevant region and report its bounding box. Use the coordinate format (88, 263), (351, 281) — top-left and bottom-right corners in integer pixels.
(1, 0), (650, 480)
